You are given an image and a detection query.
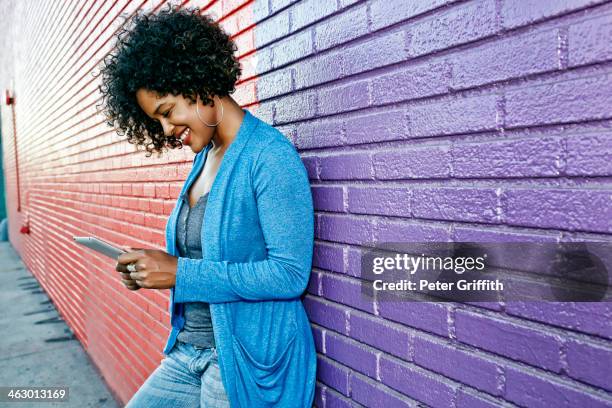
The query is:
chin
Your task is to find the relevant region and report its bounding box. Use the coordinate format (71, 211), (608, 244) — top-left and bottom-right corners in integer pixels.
(190, 142), (204, 153)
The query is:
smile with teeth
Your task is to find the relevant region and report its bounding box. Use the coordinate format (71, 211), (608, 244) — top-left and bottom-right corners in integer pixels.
(179, 128), (191, 141)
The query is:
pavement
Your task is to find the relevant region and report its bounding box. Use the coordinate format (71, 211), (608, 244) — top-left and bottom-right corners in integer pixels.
(0, 241), (120, 407)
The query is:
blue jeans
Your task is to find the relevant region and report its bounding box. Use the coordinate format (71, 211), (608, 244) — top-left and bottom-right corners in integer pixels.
(125, 340), (230, 407)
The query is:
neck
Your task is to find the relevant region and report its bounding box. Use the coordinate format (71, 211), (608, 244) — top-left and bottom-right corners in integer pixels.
(210, 95), (245, 154)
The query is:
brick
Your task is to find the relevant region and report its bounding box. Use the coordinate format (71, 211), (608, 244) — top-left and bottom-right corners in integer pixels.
(408, 0), (498, 57)
(505, 367), (611, 408)
(313, 242), (345, 273)
(319, 152), (373, 180)
(274, 90), (318, 123)
(349, 313), (411, 359)
(293, 50), (343, 89)
(314, 4), (368, 51)
(502, 188), (612, 233)
(295, 118), (343, 149)
(290, 0), (337, 31)
(350, 374), (416, 407)
(312, 186), (345, 212)
(505, 72), (612, 128)
(270, 0), (297, 14)
(451, 29), (559, 90)
(506, 302), (612, 340)
(375, 219), (452, 243)
(252, 0), (270, 19)
(339, 0), (361, 6)
(302, 156), (319, 180)
(271, 29), (313, 68)
(452, 137), (562, 178)
(307, 271), (320, 295)
(314, 383), (325, 407)
(379, 301), (450, 337)
(413, 336), (501, 395)
(318, 80), (370, 115)
(569, 13), (612, 67)
(303, 296), (348, 334)
(409, 94), (498, 137)
(380, 357), (456, 407)
(565, 133), (612, 176)
(371, 61), (450, 105)
(318, 214), (375, 244)
(143, 183), (156, 197)
(251, 101), (274, 123)
(453, 227), (560, 243)
(411, 187), (499, 223)
(347, 187), (411, 217)
(344, 109), (408, 145)
(373, 145), (451, 179)
(326, 390), (353, 408)
(256, 68), (292, 100)
(501, 0), (608, 29)
(343, 31), (408, 77)
(566, 339), (612, 391)
(254, 38), (276, 71)
(456, 390), (503, 408)
(255, 10), (290, 46)
(321, 273), (375, 313)
(221, 0), (245, 16)
(326, 333), (378, 378)
(317, 356), (351, 396)
(276, 124), (297, 144)
(455, 310), (561, 371)
(370, 0), (456, 30)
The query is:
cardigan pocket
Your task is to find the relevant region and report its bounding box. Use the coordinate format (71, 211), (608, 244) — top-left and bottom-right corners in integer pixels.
(231, 328), (297, 404)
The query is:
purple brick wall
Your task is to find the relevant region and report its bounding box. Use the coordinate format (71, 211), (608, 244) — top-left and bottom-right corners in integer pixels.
(258, 0), (612, 406)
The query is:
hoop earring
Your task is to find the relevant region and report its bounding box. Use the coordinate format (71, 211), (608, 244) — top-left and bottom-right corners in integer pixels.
(196, 95), (224, 127)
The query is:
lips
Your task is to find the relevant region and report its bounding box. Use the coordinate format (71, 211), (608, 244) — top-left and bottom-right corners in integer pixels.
(178, 127), (191, 145)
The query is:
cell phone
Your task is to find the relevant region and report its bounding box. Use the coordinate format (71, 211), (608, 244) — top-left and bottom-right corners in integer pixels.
(73, 236), (127, 260)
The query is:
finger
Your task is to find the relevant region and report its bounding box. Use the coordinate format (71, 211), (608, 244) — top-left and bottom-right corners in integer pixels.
(116, 263), (129, 273)
(129, 271), (145, 281)
(117, 249), (144, 265)
(135, 279), (151, 289)
(117, 263), (139, 273)
(121, 277), (140, 289)
(125, 282), (141, 291)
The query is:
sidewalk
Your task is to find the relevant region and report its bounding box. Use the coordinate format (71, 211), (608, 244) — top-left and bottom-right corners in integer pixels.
(0, 242), (120, 407)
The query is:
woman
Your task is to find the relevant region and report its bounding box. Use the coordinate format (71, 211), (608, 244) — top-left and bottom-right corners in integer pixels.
(97, 4), (316, 407)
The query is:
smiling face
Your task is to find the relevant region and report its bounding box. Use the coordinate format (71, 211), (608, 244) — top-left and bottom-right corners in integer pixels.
(135, 88), (219, 153)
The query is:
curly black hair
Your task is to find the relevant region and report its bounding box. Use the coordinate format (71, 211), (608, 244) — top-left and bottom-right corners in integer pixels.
(94, 3), (241, 157)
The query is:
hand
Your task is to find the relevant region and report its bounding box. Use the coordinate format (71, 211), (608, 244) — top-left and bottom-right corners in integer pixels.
(115, 247), (143, 290)
(116, 247), (178, 290)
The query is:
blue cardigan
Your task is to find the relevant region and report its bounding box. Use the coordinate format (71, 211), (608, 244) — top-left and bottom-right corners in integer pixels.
(163, 109), (316, 407)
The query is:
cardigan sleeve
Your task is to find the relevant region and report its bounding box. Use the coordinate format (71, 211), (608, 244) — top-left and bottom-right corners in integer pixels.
(173, 138), (315, 303)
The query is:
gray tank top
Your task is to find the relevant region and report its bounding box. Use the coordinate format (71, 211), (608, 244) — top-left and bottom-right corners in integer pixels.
(175, 184), (215, 348)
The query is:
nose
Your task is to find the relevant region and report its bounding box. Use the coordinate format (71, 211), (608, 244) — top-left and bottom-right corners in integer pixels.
(160, 120), (175, 137)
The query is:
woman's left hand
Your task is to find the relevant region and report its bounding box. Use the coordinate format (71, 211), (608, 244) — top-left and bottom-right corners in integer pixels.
(117, 248), (178, 289)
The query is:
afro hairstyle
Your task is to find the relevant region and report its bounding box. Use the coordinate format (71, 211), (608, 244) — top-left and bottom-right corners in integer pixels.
(95, 3), (241, 157)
